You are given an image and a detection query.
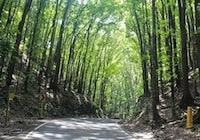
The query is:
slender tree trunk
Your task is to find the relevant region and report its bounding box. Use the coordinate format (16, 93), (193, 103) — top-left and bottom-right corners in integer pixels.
(178, 0), (194, 109)
(151, 0), (161, 125)
(38, 16), (51, 93)
(85, 27), (99, 96)
(64, 6), (86, 91)
(195, 0), (200, 76)
(144, 0), (151, 96)
(88, 65), (95, 97)
(92, 48), (103, 101)
(5, 1), (20, 28)
(46, 0), (59, 87)
(6, 0), (32, 88)
(0, 0), (6, 19)
(0, 41), (10, 78)
(134, 6), (149, 97)
(65, 21), (78, 91)
(78, 23), (92, 94)
(156, 8), (164, 95)
(171, 4), (180, 89)
(99, 76), (107, 111)
(168, 2), (176, 118)
(24, 47), (33, 93)
(24, 0), (44, 93)
(53, 0), (72, 90)
(187, 15), (194, 69)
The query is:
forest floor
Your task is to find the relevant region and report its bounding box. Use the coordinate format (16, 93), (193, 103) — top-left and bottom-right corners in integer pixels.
(121, 89), (200, 140)
(121, 119), (200, 140)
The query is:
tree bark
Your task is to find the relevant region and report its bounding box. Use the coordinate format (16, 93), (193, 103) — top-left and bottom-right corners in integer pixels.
(46, 0), (59, 87)
(134, 6), (150, 97)
(168, 2), (176, 118)
(6, 0), (32, 88)
(24, 0), (44, 93)
(195, 0), (200, 73)
(78, 23), (92, 94)
(178, 0), (194, 109)
(151, 0), (161, 125)
(53, 0), (73, 90)
(0, 0), (6, 19)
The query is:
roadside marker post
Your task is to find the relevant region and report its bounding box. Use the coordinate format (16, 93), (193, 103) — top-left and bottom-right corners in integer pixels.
(186, 106), (193, 129)
(39, 93), (46, 119)
(5, 85), (15, 127)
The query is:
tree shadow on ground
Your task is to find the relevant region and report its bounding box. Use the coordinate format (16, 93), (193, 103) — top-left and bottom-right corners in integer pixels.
(25, 118), (134, 140)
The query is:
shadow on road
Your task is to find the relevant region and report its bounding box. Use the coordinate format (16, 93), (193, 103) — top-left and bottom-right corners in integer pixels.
(25, 118), (133, 140)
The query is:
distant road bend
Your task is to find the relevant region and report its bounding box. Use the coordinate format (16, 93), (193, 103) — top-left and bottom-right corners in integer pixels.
(25, 118), (134, 140)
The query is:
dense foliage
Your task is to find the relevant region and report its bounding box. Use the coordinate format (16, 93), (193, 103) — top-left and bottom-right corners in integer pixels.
(0, 0), (200, 125)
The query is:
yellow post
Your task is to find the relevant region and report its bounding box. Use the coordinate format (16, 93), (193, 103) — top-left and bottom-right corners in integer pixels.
(40, 101), (44, 119)
(39, 93), (46, 119)
(5, 85), (15, 127)
(186, 106), (193, 129)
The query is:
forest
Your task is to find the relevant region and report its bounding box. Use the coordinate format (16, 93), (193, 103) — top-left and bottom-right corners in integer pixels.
(0, 0), (200, 138)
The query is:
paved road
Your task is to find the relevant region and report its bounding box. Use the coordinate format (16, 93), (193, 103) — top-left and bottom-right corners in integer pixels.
(25, 118), (134, 140)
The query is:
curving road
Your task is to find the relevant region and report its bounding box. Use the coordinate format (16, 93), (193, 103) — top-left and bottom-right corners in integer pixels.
(25, 118), (134, 140)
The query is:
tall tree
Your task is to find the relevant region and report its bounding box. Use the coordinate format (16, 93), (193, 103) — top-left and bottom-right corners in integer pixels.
(195, 0), (200, 72)
(151, 0), (162, 125)
(134, 4), (150, 97)
(6, 0), (32, 89)
(178, 0), (194, 108)
(46, 0), (59, 87)
(167, 0), (176, 118)
(0, 0), (6, 19)
(24, 0), (45, 93)
(53, 0), (73, 90)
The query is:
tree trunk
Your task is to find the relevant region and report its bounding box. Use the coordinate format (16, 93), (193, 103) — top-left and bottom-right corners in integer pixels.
(53, 0), (72, 91)
(6, 0), (32, 88)
(24, 0), (44, 93)
(186, 15), (194, 69)
(65, 21), (78, 91)
(172, 4), (180, 89)
(0, 0), (6, 19)
(78, 23), (92, 94)
(38, 16), (51, 93)
(151, 0), (162, 125)
(46, 0), (59, 87)
(178, 0), (194, 109)
(157, 4), (164, 95)
(195, 0), (200, 74)
(92, 50), (103, 101)
(5, 1), (20, 28)
(134, 7), (150, 97)
(168, 2), (176, 118)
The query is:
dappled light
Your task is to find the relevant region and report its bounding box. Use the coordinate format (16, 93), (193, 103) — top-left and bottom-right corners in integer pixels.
(1, 0), (200, 139)
(25, 118), (134, 140)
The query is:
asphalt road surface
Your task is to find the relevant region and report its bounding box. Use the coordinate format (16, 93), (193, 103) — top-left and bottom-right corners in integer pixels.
(25, 118), (134, 140)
